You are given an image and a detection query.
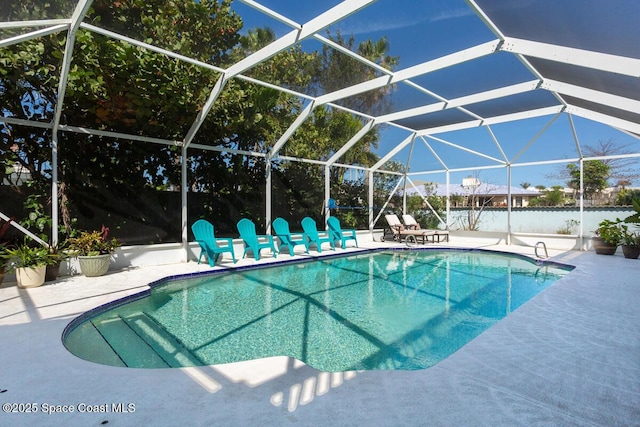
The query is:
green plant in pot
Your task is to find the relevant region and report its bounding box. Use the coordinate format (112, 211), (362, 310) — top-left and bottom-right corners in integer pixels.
(623, 198), (640, 224)
(0, 242), (51, 288)
(45, 240), (70, 282)
(592, 219), (622, 255)
(68, 226), (120, 277)
(0, 243), (7, 287)
(0, 217), (15, 286)
(619, 225), (640, 259)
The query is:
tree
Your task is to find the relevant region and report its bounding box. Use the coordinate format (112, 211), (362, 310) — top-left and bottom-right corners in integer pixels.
(1, 2), (402, 240)
(615, 188), (640, 206)
(405, 184), (444, 229)
(567, 160), (610, 203)
(2, 0), (246, 239)
(520, 182), (531, 189)
(318, 31), (398, 116)
(451, 173), (494, 231)
(584, 138), (640, 185)
(545, 187), (565, 206)
(548, 138), (639, 189)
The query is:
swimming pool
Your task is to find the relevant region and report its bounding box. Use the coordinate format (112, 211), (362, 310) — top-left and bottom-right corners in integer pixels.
(63, 249), (572, 371)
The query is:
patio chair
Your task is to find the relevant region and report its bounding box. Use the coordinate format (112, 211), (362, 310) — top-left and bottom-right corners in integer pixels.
(236, 218), (277, 261)
(327, 216), (358, 249)
(301, 217), (335, 253)
(272, 217), (309, 256)
(402, 214), (449, 242)
(191, 219), (237, 266)
(384, 214), (436, 244)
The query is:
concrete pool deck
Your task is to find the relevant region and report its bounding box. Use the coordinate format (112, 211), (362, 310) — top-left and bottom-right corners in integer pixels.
(1, 241), (638, 426)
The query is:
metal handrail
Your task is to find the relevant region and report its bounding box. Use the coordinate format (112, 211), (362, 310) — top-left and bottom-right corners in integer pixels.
(534, 241), (549, 259)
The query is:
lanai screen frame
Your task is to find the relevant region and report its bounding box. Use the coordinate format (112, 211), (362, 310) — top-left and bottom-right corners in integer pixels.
(1, 0), (640, 257)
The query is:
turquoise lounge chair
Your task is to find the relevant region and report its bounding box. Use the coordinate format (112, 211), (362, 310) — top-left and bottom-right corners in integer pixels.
(191, 219), (236, 266)
(301, 217), (335, 253)
(236, 218), (277, 260)
(327, 216), (358, 249)
(272, 217), (309, 257)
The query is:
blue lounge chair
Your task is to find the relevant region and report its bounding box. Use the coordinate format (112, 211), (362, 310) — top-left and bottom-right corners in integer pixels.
(236, 218), (277, 260)
(327, 216), (358, 249)
(272, 217), (309, 256)
(301, 217), (335, 253)
(191, 219), (236, 266)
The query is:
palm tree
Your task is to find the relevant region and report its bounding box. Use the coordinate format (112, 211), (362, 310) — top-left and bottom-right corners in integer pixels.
(357, 37), (399, 71)
(239, 27), (275, 54)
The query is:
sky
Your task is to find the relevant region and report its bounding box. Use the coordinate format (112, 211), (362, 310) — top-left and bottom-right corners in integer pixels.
(230, 0), (640, 189)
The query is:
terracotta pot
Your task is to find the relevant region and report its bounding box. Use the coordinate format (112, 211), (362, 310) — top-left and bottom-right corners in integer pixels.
(592, 237), (617, 255)
(621, 245), (640, 260)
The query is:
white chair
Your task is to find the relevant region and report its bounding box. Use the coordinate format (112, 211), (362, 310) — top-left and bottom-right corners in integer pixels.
(402, 214), (449, 242)
(383, 214), (435, 244)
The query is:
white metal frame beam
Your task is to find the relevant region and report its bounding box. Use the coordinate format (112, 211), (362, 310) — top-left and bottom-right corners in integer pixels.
(371, 133), (416, 171)
(419, 136), (449, 170)
(567, 106), (640, 135)
(427, 135), (506, 165)
(0, 24), (68, 48)
(317, 40), (501, 106)
(268, 101), (316, 159)
(541, 79), (640, 115)
(227, 0), (374, 78)
(509, 111), (563, 164)
(0, 19), (71, 29)
(375, 80), (539, 125)
(183, 0), (374, 149)
(326, 119), (375, 166)
(416, 105), (564, 136)
(80, 23), (225, 74)
(501, 37), (640, 77)
(49, 0), (94, 245)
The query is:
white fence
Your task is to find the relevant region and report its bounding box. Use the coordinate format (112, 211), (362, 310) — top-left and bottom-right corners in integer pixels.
(448, 207), (635, 235)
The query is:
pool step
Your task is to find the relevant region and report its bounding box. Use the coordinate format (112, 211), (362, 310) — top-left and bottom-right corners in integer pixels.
(92, 317), (170, 368)
(65, 321), (127, 367)
(121, 312), (204, 368)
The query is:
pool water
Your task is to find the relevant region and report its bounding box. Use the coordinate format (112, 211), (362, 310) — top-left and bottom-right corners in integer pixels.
(64, 250), (571, 371)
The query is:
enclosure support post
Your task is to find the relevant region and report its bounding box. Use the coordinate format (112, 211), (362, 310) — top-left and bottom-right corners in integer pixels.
(507, 165), (512, 245)
(49, 0), (93, 247)
(445, 170), (451, 229)
(266, 160), (272, 234)
(181, 145), (188, 262)
(51, 133), (59, 246)
(368, 170), (374, 238)
(403, 139), (415, 215)
(579, 158), (585, 250)
(324, 165), (331, 226)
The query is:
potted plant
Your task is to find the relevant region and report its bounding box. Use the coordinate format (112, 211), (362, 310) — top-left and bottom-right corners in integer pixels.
(68, 226), (120, 277)
(45, 241), (69, 281)
(0, 217), (15, 286)
(623, 198), (640, 224)
(0, 242), (51, 288)
(619, 226), (640, 259)
(614, 198), (640, 259)
(592, 219), (622, 255)
(0, 243), (7, 287)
